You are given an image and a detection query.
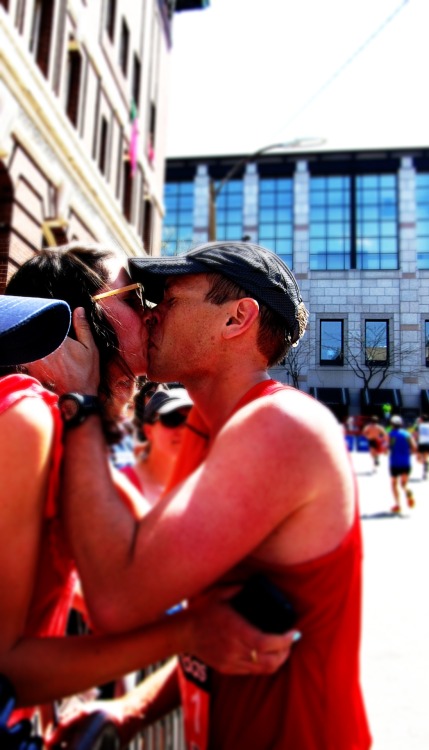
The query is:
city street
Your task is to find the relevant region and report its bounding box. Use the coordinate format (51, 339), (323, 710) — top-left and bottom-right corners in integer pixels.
(352, 450), (429, 749)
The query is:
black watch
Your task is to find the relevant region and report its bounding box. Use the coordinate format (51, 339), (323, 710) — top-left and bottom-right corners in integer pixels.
(58, 393), (100, 428)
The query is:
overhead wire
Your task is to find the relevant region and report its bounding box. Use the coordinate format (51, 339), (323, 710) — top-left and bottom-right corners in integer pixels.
(271, 0), (410, 142)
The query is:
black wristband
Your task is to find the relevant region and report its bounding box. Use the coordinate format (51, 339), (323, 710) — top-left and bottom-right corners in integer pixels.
(58, 393), (100, 428)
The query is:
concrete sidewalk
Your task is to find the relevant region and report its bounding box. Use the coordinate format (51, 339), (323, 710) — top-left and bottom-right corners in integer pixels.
(351, 451), (429, 749)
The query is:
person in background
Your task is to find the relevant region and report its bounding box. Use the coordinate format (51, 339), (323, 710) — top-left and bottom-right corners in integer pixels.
(123, 387), (193, 506)
(388, 414), (417, 513)
(414, 413), (429, 480)
(109, 382), (138, 469)
(362, 415), (388, 472)
(382, 402), (392, 425)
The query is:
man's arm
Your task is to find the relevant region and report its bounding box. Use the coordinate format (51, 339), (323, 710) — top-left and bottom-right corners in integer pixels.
(62, 394), (334, 633)
(53, 309), (347, 634)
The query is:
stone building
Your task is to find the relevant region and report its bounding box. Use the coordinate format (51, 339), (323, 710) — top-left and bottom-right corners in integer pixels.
(0, 0), (206, 289)
(163, 147), (429, 419)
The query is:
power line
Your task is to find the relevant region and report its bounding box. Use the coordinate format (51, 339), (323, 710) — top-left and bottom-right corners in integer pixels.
(271, 0), (410, 141)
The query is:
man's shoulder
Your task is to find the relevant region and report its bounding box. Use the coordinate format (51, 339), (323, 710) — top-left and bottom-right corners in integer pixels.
(225, 385), (342, 455)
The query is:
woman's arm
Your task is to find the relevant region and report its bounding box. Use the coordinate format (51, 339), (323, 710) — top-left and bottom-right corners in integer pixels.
(0, 397), (296, 708)
(3, 586), (296, 707)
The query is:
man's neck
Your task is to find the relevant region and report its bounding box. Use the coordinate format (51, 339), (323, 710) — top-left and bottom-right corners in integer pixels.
(184, 369), (271, 436)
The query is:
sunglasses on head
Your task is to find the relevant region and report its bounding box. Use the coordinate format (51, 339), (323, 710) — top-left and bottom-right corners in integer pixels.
(152, 411), (189, 429)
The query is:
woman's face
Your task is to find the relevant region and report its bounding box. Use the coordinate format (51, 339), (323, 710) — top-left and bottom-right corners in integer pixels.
(97, 256), (149, 378)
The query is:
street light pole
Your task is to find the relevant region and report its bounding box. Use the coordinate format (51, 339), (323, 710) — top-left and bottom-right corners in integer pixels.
(208, 136), (325, 241)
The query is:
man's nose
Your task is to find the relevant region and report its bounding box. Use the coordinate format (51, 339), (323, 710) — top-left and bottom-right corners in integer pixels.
(144, 306), (159, 327)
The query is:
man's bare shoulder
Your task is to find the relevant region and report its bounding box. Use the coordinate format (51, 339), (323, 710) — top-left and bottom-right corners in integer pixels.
(211, 387), (355, 564)
(224, 386), (344, 457)
(211, 386), (348, 506)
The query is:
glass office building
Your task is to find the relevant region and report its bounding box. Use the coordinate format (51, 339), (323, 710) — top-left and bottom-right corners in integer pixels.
(162, 148), (429, 418)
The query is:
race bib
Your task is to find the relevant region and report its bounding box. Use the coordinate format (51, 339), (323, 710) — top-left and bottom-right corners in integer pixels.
(178, 654), (211, 750)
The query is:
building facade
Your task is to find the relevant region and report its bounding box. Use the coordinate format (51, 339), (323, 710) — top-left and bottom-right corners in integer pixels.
(0, 0), (207, 290)
(163, 148), (429, 419)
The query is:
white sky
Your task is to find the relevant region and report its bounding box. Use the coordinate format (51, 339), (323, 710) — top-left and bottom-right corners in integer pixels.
(166, 0), (429, 157)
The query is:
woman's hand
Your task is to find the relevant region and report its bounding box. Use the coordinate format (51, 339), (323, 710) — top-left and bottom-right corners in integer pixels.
(182, 584), (301, 675)
(27, 308), (100, 395)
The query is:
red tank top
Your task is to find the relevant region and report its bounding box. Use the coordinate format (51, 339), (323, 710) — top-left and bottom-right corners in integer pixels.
(208, 514), (370, 749)
(0, 375), (77, 720)
(172, 380), (371, 750)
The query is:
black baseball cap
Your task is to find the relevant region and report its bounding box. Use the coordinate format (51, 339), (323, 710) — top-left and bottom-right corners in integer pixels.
(0, 295), (71, 366)
(129, 242), (306, 344)
(144, 387), (193, 423)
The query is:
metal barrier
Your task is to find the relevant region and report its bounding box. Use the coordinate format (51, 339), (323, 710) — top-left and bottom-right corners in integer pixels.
(139, 708), (185, 750)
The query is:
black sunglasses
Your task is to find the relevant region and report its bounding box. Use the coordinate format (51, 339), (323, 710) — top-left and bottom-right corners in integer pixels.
(153, 411), (189, 429)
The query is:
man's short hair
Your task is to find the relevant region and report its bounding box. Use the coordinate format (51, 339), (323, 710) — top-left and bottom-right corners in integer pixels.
(129, 241), (309, 364)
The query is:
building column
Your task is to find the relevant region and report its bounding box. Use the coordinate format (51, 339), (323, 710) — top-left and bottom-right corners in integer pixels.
(293, 159), (310, 275)
(242, 162), (258, 242)
(193, 164), (209, 244)
(399, 156), (417, 274)
(398, 156), (420, 394)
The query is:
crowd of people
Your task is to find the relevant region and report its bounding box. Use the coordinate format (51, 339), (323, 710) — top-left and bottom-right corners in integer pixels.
(348, 410), (427, 514)
(0, 240), (372, 749)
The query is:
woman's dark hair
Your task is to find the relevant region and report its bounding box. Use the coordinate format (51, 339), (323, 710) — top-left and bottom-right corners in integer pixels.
(6, 242), (133, 442)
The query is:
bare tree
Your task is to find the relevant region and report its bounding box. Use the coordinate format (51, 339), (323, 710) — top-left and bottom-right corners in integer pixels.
(283, 337), (311, 389)
(344, 322), (419, 391)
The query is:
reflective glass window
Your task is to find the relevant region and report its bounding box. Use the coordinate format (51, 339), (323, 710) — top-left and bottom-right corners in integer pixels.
(356, 175), (398, 270)
(320, 320), (343, 366)
(416, 173), (429, 269)
(215, 179), (243, 241)
(309, 176), (351, 270)
(258, 177), (293, 267)
(161, 181), (195, 256)
(365, 320), (389, 364)
(426, 321), (429, 367)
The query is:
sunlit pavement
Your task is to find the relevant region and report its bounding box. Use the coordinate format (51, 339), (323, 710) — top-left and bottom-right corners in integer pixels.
(351, 450), (429, 749)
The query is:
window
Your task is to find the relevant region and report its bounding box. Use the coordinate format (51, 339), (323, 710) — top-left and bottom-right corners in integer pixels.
(98, 117), (109, 176)
(416, 173), (429, 270)
(310, 177), (351, 270)
(42, 219), (69, 247)
(122, 160), (133, 221)
(30, 0), (54, 77)
(425, 321), (429, 367)
(119, 18), (129, 77)
(143, 198), (153, 253)
(132, 54), (141, 109)
(258, 178), (293, 267)
(215, 179), (243, 241)
(65, 44), (82, 127)
(105, 0), (116, 41)
(162, 182), (194, 256)
(320, 320), (344, 366)
(365, 320), (389, 365)
(356, 175), (398, 270)
(309, 172), (398, 271)
(148, 102), (156, 163)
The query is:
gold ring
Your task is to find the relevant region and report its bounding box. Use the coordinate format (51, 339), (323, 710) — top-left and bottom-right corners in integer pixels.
(250, 649), (258, 663)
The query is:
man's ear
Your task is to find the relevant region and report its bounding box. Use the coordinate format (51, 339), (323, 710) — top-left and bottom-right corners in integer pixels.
(222, 298), (260, 339)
